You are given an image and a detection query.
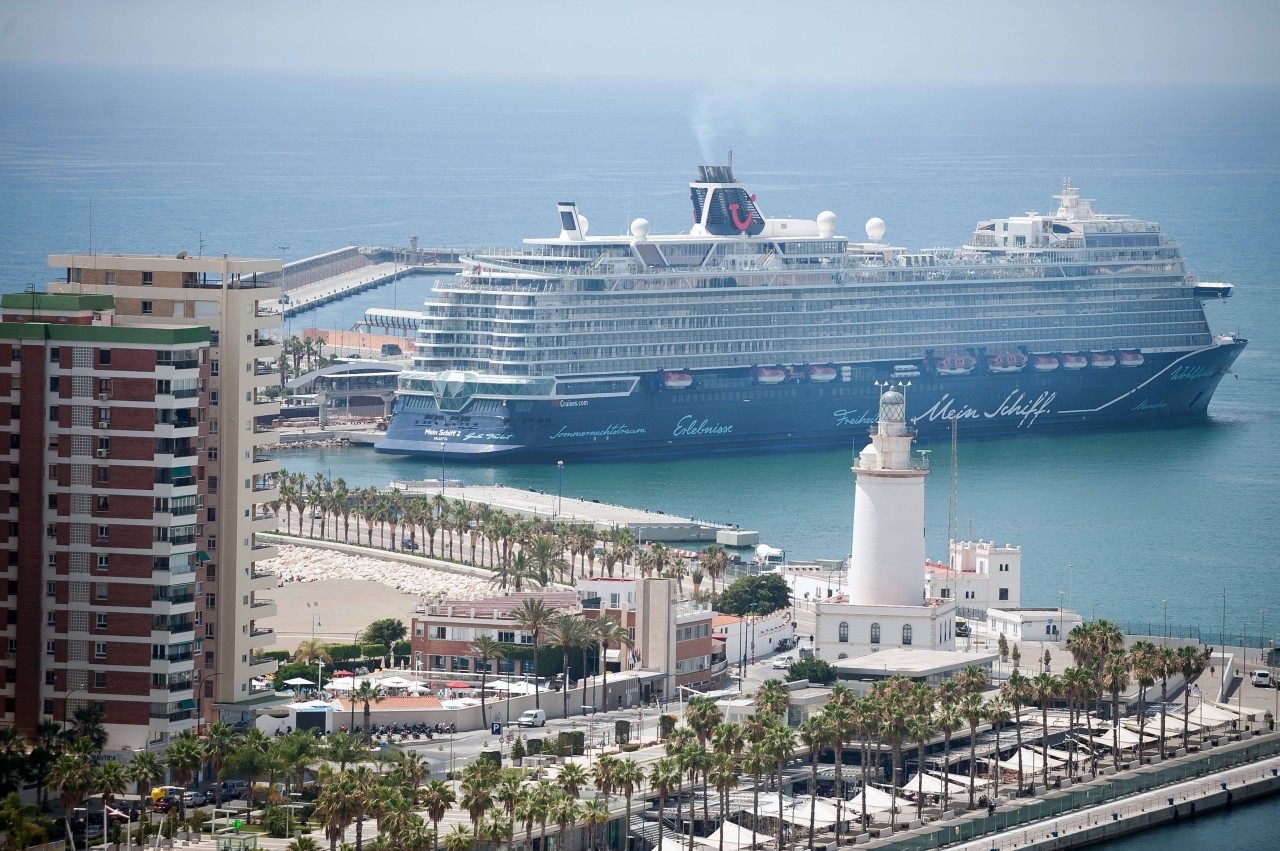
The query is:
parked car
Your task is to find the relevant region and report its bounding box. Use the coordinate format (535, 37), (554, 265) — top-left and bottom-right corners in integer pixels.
(771, 655), (794, 670)
(149, 796), (181, 814)
(1250, 670), (1271, 688)
(222, 780), (249, 800)
(183, 790), (208, 807)
(401, 538), (419, 550)
(516, 709), (547, 728)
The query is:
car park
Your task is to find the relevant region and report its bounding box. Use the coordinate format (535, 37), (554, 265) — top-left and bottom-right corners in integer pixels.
(222, 780), (249, 800)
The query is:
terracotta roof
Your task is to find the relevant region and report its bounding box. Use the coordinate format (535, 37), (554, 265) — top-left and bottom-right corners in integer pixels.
(713, 615), (743, 626)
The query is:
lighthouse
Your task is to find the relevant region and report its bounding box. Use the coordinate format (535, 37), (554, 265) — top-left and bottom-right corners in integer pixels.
(847, 385), (929, 607)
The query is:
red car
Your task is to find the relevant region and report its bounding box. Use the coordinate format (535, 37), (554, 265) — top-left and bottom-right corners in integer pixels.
(149, 796), (181, 814)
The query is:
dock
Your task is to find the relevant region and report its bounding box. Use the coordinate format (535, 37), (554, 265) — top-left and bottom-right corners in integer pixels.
(259, 245), (464, 318)
(389, 479), (759, 546)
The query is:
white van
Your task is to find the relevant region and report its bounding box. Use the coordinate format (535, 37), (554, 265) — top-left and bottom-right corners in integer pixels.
(516, 709), (547, 728)
(1250, 670), (1271, 688)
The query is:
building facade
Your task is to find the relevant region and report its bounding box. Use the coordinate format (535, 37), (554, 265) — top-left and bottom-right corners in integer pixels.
(924, 539), (1023, 615)
(47, 254), (284, 730)
(0, 293), (219, 752)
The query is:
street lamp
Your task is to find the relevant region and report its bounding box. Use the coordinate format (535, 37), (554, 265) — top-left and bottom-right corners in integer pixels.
(63, 687), (88, 735)
(556, 460), (564, 518)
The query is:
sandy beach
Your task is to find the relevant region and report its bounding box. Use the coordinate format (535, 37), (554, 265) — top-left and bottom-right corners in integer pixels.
(262, 543), (497, 650)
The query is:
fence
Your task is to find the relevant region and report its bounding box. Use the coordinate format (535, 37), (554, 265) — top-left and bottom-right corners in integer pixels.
(873, 733), (1280, 850)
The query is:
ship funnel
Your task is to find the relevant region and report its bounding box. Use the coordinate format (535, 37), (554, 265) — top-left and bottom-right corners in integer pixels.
(690, 165), (765, 237)
(558, 202), (586, 241)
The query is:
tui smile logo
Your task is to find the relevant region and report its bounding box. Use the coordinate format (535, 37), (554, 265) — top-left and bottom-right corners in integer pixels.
(729, 194), (756, 231)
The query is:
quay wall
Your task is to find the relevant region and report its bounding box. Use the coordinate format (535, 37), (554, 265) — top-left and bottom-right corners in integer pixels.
(868, 732), (1280, 851)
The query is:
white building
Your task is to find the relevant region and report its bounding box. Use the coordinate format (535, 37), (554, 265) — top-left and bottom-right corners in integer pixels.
(925, 539), (1023, 611)
(793, 387), (958, 661)
(986, 607), (1083, 644)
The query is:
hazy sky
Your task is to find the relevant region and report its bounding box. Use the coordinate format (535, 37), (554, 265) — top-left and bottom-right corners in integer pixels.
(1, 0), (1278, 85)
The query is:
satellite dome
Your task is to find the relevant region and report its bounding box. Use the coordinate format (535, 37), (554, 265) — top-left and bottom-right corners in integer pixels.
(630, 218), (651, 239)
(816, 211), (837, 238)
(578, 215), (590, 236)
(865, 217), (886, 241)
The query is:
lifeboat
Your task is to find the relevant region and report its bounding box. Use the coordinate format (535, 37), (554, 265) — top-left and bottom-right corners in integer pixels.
(1033, 355), (1059, 372)
(808, 366), (837, 383)
(1090, 352), (1116, 369)
(1119, 351), (1145, 368)
(755, 367), (786, 385)
(662, 372), (693, 390)
(935, 355), (977, 376)
(1061, 353), (1088, 370)
(986, 352), (1028, 373)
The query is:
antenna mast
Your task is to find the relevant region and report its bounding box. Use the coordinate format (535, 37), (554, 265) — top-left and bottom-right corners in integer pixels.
(947, 416), (959, 601)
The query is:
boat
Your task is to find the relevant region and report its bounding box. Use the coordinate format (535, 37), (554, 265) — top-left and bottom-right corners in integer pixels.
(987, 353), (1028, 373)
(662, 372), (692, 390)
(1062, 353), (1088, 370)
(377, 169), (1245, 461)
(935, 355), (977, 376)
(1090, 353), (1116, 369)
(1033, 355), (1060, 372)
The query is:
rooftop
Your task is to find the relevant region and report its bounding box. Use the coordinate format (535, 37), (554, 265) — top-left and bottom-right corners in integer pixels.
(833, 646), (999, 678)
(423, 591), (581, 619)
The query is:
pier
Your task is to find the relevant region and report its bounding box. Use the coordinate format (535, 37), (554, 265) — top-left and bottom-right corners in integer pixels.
(261, 244), (463, 318)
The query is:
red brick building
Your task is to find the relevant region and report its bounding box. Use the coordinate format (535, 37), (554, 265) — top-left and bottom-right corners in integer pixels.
(0, 293), (213, 751)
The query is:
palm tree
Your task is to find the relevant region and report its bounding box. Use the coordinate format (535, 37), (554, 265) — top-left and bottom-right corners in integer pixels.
(685, 697), (721, 825)
(984, 696), (1012, 799)
(878, 699), (910, 831)
(49, 753), (93, 851)
(0, 791), (53, 850)
(1102, 654), (1132, 773)
(1128, 640), (1159, 759)
(766, 723), (797, 850)
(443, 824), (477, 851)
(351, 681), (387, 739)
(471, 635), (506, 726)
(203, 721), (241, 807)
(754, 679), (790, 717)
(1029, 673), (1060, 787)
(959, 692), (985, 808)
(348, 765), (380, 851)
(1001, 671), (1031, 795)
(1176, 645), (1210, 749)
(647, 758), (680, 851)
(698, 544), (728, 598)
(908, 712), (934, 822)
(325, 730), (363, 772)
(798, 715), (830, 850)
(547, 615), (591, 718)
(933, 700), (963, 813)
(1153, 646), (1177, 755)
(551, 792), (581, 851)
(93, 759), (128, 841)
(706, 753), (737, 851)
(558, 762), (589, 799)
(615, 758), (646, 851)
(421, 780), (456, 851)
(124, 749), (165, 807)
(582, 797), (610, 851)
(513, 786), (544, 851)
(593, 615), (632, 710)
(315, 774), (357, 851)
(513, 598), (556, 709)
(460, 763), (496, 838)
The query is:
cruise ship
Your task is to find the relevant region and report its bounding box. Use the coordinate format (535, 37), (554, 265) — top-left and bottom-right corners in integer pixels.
(376, 166), (1245, 461)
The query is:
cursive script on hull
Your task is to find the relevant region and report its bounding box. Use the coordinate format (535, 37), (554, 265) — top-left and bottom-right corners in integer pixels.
(672, 415), (734, 437)
(549, 423), (647, 440)
(914, 390), (1057, 429)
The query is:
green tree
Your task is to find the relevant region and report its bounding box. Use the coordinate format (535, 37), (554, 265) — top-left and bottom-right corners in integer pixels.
(0, 791), (53, 850)
(420, 780), (456, 851)
(512, 598), (556, 709)
(351, 682), (387, 740)
(717, 574), (790, 617)
(787, 657), (837, 685)
(360, 618), (408, 665)
(49, 753), (93, 851)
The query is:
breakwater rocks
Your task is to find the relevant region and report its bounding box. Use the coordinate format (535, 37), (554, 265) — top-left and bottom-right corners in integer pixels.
(275, 436), (352, 450)
(261, 542), (494, 599)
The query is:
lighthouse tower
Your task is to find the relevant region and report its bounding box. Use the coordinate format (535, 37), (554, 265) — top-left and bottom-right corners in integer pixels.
(847, 386), (930, 607)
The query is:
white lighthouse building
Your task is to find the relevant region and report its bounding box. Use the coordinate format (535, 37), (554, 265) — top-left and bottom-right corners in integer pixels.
(848, 387), (929, 607)
(791, 385), (958, 660)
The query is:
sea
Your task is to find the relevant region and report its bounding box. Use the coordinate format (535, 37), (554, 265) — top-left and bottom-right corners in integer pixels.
(1, 64), (1277, 848)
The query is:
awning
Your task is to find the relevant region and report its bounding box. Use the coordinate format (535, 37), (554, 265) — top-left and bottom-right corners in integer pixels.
(696, 822), (770, 850)
(197, 551), (211, 562)
(172, 466), (192, 477)
(903, 772), (974, 796)
(178, 699), (196, 710)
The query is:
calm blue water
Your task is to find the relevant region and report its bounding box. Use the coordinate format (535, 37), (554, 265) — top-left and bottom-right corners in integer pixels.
(2, 65), (1278, 843)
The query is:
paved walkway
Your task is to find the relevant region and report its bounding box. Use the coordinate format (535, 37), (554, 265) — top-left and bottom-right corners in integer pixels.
(949, 752), (1280, 850)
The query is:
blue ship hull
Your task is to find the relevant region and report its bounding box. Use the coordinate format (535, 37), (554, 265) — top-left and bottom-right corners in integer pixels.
(375, 341), (1246, 462)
